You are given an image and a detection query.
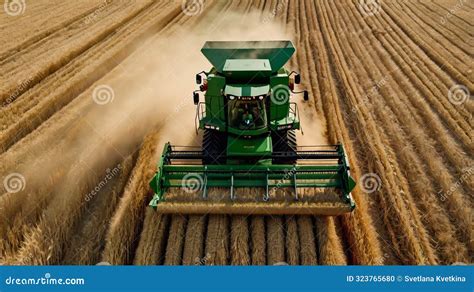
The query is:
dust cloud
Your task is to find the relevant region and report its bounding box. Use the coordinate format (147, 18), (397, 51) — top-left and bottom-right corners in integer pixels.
(112, 11), (327, 153)
(1, 11), (327, 198)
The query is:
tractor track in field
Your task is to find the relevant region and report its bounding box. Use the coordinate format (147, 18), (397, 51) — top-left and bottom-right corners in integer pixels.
(0, 0), (472, 266)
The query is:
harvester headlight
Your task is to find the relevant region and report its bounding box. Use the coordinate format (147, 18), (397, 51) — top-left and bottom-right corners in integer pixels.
(258, 95), (264, 100)
(228, 95), (236, 100)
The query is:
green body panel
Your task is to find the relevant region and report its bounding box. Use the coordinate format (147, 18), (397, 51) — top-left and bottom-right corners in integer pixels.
(227, 135), (272, 157)
(205, 74), (226, 122)
(201, 41), (295, 73)
(269, 72), (290, 121)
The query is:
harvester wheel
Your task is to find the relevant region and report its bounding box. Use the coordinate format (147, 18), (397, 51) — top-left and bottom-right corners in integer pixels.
(203, 129), (227, 165)
(272, 130), (297, 164)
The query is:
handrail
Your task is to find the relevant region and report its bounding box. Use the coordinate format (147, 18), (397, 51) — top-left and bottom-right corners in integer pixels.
(194, 102), (206, 134)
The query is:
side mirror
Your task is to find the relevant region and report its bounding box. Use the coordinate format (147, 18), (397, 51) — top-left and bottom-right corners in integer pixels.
(303, 91), (309, 101)
(294, 74), (301, 84)
(193, 92), (199, 105)
(196, 74), (202, 84)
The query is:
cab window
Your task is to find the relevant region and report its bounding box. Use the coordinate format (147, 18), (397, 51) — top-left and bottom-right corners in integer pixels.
(228, 99), (267, 129)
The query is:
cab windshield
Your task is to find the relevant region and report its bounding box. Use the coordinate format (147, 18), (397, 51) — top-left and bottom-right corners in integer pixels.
(228, 99), (267, 130)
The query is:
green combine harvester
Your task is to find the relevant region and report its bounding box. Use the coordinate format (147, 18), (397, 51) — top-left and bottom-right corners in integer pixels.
(149, 40), (356, 215)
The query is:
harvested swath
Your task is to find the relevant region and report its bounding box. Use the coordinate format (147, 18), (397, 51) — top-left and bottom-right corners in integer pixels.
(61, 155), (134, 265)
(250, 216), (266, 265)
(205, 214), (229, 265)
(266, 216), (285, 265)
(163, 215), (187, 265)
(308, 0), (383, 265)
(133, 210), (170, 265)
(230, 215), (250, 265)
(314, 217), (347, 265)
(297, 216), (318, 265)
(382, 2), (472, 91)
(318, 0), (436, 264)
(285, 216), (300, 265)
(392, 1), (470, 60)
(101, 132), (160, 265)
(338, 1), (470, 263)
(182, 215), (207, 266)
(403, 1), (470, 54)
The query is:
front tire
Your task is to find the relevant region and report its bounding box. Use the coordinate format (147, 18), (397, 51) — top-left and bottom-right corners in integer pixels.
(202, 129), (227, 165)
(272, 130), (297, 164)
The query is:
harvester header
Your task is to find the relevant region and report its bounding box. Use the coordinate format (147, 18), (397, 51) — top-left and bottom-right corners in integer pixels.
(149, 40), (356, 216)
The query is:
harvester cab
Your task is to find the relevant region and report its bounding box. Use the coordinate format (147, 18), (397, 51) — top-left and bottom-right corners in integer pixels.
(149, 41), (356, 215)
